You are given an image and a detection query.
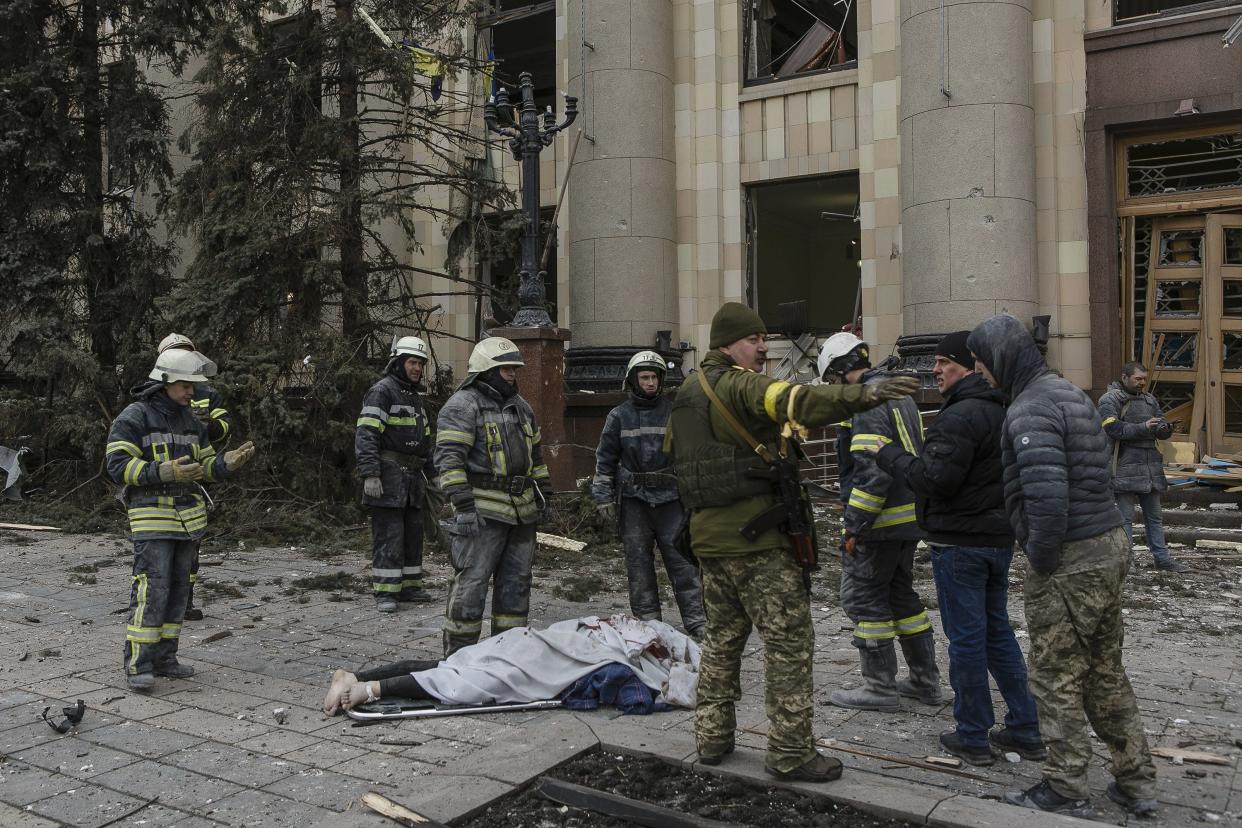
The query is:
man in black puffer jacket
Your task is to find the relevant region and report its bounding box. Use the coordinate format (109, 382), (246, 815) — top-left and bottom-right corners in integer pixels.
(871, 331), (1042, 768)
(968, 314), (1157, 819)
(1097, 362), (1186, 573)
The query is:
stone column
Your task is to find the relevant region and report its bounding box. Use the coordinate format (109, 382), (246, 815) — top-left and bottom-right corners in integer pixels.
(564, 0), (678, 389)
(898, 0), (1037, 373)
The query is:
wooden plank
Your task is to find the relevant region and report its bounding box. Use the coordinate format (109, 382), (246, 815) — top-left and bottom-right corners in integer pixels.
(360, 792), (450, 828)
(0, 522), (62, 532)
(535, 777), (733, 828)
(1149, 747), (1233, 766)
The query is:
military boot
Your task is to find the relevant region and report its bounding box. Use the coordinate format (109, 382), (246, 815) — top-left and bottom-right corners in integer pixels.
(896, 633), (944, 705)
(830, 643), (900, 712)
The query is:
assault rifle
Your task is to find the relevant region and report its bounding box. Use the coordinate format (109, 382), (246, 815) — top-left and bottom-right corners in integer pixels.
(739, 451), (818, 593)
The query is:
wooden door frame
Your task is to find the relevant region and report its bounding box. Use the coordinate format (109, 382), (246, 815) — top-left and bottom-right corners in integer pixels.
(1205, 213), (1242, 453)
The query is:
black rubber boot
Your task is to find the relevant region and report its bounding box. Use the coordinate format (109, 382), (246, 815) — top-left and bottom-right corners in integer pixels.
(830, 643), (900, 712)
(896, 633), (944, 705)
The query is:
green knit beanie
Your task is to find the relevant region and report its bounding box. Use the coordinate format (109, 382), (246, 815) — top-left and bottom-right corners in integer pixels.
(709, 302), (767, 349)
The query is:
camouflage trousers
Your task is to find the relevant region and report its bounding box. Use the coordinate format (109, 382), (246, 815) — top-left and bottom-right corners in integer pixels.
(695, 550), (815, 773)
(1025, 528), (1157, 800)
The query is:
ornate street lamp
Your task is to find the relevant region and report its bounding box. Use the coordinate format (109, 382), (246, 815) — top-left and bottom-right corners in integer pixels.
(484, 73), (577, 327)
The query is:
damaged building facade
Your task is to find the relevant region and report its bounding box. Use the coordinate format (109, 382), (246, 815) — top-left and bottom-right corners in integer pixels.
(407, 0), (1242, 456)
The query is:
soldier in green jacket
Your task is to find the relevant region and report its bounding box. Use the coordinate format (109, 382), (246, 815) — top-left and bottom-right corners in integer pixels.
(666, 303), (919, 783)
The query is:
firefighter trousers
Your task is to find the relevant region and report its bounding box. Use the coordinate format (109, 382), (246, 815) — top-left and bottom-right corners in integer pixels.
(443, 519), (536, 656)
(620, 498), (704, 634)
(370, 506), (424, 596)
(124, 538), (193, 675)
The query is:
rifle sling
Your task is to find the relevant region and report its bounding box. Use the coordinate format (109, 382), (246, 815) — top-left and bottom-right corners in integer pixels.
(696, 369), (776, 464)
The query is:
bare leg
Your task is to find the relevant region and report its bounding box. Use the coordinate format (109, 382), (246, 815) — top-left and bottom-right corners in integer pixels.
(323, 669), (357, 715)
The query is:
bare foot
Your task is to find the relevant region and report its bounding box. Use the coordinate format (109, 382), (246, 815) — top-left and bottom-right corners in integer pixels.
(342, 681), (374, 711)
(323, 669), (356, 715)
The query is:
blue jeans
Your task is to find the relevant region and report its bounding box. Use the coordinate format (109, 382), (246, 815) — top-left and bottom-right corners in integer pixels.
(930, 545), (1040, 748)
(1114, 491), (1169, 564)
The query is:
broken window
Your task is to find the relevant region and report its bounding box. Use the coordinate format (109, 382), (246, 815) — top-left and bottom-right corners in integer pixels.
(1115, 0), (1233, 24)
(479, 0), (556, 113)
(1152, 381), (1196, 433)
(745, 173), (860, 333)
(1224, 280), (1242, 316)
(1130, 217), (1153, 360)
(1152, 331), (1197, 369)
(1127, 132), (1242, 199)
(743, 0), (857, 86)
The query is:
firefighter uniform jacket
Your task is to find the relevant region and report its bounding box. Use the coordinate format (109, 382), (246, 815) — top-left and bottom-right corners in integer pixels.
(836, 370), (924, 540)
(591, 394), (679, 506)
(191, 383), (231, 446)
(355, 374), (436, 508)
(105, 381), (233, 540)
(434, 381), (549, 525)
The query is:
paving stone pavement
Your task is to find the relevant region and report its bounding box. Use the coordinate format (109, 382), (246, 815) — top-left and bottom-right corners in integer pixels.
(0, 530), (1238, 827)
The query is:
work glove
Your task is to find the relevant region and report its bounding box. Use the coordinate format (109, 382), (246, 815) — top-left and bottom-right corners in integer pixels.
(158, 455), (204, 483)
(223, 440), (256, 471)
(596, 501), (616, 523)
(863, 375), (921, 403)
(454, 509), (482, 538)
(363, 476), (384, 499)
(840, 532), (857, 556)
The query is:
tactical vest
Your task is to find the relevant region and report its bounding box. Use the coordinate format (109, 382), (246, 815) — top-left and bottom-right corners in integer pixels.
(669, 368), (774, 509)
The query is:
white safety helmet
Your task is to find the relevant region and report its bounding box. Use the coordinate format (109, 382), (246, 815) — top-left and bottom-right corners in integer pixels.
(158, 333), (195, 353)
(466, 337), (524, 374)
(391, 335), (430, 363)
(817, 332), (870, 380)
(623, 350), (668, 391)
(149, 349), (217, 384)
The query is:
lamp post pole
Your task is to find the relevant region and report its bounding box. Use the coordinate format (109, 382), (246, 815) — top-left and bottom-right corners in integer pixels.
(484, 73), (577, 327)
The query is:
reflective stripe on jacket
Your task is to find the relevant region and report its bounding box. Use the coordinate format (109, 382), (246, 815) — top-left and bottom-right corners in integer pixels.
(592, 395), (679, 506)
(105, 387), (230, 540)
(191, 382), (231, 446)
(434, 382), (548, 524)
(837, 369), (924, 541)
(355, 374), (436, 508)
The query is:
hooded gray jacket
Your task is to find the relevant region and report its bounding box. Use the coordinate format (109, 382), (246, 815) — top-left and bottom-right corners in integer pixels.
(967, 315), (1122, 574)
(1097, 381), (1171, 494)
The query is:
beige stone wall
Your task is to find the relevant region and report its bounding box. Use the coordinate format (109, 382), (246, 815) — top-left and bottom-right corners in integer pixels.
(1032, 0), (1091, 387)
(405, 0), (1093, 386)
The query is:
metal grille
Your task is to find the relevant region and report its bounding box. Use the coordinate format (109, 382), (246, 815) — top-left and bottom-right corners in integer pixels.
(1133, 217), (1152, 361)
(1152, 382), (1196, 433)
(1153, 280), (1201, 318)
(1127, 133), (1242, 198)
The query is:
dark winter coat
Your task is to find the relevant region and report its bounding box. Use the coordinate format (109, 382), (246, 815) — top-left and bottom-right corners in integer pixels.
(873, 372), (1014, 547)
(105, 379), (233, 540)
(967, 315), (1122, 575)
(355, 371), (436, 509)
(1097, 381), (1171, 494)
(592, 394), (679, 506)
(836, 369), (924, 541)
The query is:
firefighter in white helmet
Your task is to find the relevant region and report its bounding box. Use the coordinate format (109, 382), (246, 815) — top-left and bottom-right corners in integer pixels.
(818, 333), (942, 713)
(433, 337), (551, 655)
(105, 348), (256, 691)
(592, 351), (704, 638)
(157, 333), (233, 622)
(355, 335), (437, 612)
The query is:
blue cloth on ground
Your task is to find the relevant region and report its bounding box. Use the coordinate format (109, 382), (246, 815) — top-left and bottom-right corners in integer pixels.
(558, 663), (669, 715)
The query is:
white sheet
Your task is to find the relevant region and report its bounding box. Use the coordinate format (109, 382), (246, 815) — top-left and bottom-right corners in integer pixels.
(411, 615), (701, 708)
